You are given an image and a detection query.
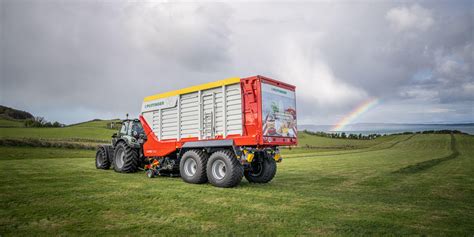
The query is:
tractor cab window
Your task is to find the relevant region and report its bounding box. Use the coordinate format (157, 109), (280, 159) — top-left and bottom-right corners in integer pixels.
(131, 122), (144, 135)
(120, 122), (129, 135)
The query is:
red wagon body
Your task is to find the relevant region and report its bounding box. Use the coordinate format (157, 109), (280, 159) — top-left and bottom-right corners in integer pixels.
(140, 75), (297, 157)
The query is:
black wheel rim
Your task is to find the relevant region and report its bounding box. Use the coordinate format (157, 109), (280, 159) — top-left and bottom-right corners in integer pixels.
(250, 161), (263, 177)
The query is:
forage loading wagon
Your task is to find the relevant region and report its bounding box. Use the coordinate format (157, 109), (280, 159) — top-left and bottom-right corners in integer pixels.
(96, 75), (297, 188)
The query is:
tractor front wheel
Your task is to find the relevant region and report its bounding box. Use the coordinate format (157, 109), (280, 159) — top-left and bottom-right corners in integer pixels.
(95, 146), (111, 170)
(113, 142), (139, 173)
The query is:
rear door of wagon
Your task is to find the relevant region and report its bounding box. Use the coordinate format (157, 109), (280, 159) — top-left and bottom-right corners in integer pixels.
(261, 81), (297, 138)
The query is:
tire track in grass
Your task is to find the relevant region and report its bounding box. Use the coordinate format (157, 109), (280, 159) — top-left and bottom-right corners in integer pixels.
(287, 134), (417, 159)
(393, 134), (459, 174)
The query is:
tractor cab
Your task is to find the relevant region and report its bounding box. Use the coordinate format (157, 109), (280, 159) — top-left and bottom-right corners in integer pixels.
(118, 119), (144, 137)
(112, 119), (146, 148)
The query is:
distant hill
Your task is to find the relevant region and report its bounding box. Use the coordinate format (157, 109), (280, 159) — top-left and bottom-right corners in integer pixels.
(0, 105), (66, 128)
(0, 104), (120, 129)
(68, 119), (121, 129)
(0, 105), (34, 120)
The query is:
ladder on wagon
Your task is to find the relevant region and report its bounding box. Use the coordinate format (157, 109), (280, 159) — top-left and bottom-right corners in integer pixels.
(201, 93), (216, 139)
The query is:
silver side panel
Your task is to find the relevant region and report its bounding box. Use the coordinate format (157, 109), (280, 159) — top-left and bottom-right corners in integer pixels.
(141, 82), (242, 141)
(180, 92), (199, 138)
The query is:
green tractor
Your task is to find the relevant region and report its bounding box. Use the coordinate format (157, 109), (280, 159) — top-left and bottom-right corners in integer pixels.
(95, 119), (146, 173)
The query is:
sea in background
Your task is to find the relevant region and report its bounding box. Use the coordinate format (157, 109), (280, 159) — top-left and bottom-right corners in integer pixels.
(299, 123), (474, 135)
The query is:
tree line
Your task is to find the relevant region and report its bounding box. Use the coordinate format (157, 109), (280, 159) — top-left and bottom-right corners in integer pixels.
(24, 117), (64, 128)
(303, 130), (382, 140)
(302, 129), (468, 140)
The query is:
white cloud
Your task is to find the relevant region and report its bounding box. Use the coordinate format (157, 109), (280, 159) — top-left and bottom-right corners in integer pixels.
(438, 59), (459, 74)
(399, 86), (438, 101)
(1, 1), (472, 124)
(275, 35), (367, 107)
(427, 108), (454, 113)
(434, 48), (471, 81)
(124, 3), (232, 71)
(463, 82), (474, 94)
(386, 4), (434, 32)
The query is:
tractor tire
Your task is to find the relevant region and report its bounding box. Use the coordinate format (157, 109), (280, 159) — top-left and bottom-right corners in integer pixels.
(244, 156), (277, 183)
(113, 142), (139, 173)
(179, 150), (208, 184)
(207, 150), (243, 188)
(95, 146), (111, 169)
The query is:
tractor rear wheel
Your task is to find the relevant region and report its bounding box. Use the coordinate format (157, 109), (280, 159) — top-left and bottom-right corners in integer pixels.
(244, 156), (277, 183)
(95, 146), (111, 169)
(113, 142), (139, 173)
(179, 150), (208, 184)
(207, 150), (243, 188)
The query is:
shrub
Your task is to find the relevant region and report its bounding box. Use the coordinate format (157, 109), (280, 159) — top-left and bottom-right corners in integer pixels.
(24, 117), (64, 128)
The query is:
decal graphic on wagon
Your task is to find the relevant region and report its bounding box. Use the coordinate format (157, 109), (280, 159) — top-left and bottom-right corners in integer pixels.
(261, 83), (297, 137)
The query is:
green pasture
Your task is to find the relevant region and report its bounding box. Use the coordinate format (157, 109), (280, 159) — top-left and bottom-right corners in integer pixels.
(0, 119), (25, 128)
(1, 131), (472, 235)
(0, 119), (118, 143)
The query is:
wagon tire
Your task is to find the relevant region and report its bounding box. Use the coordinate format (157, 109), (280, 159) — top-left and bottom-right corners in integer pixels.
(113, 142), (139, 173)
(244, 157), (277, 183)
(179, 150), (208, 184)
(207, 150), (243, 188)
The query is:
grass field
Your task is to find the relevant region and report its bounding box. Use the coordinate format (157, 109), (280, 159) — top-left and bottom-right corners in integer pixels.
(0, 119), (117, 143)
(0, 118), (25, 128)
(1, 123), (473, 235)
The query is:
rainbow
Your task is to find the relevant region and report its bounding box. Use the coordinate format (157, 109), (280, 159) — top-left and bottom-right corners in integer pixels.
(332, 98), (380, 131)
